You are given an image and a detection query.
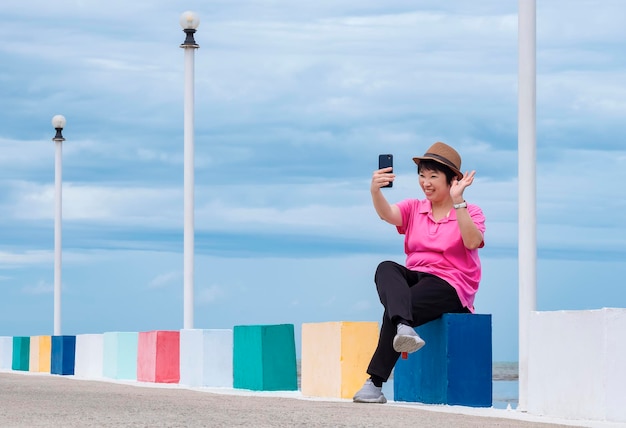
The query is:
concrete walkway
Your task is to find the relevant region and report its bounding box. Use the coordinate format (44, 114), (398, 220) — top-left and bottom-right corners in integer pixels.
(0, 372), (597, 427)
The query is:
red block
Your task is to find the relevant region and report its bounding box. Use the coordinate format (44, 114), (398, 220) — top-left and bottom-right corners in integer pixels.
(137, 330), (180, 383)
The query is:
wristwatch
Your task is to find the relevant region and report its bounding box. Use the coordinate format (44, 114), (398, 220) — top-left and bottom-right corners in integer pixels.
(453, 201), (467, 209)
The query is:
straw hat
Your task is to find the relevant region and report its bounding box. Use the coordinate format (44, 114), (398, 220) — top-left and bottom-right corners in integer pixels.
(412, 142), (463, 180)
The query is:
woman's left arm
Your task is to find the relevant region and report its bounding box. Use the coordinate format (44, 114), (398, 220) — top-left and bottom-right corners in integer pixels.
(450, 171), (484, 250)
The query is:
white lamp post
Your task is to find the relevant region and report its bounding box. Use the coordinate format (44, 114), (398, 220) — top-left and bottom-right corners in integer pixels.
(51, 114), (66, 336)
(518, 0), (537, 411)
(180, 11), (199, 330)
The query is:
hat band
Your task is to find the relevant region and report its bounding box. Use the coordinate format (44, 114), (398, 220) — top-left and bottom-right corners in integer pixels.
(423, 152), (459, 171)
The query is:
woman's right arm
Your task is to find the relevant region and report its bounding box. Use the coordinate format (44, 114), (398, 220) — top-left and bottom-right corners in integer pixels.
(371, 167), (402, 226)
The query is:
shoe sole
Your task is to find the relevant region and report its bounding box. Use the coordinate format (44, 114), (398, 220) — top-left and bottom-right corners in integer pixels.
(393, 335), (426, 353)
(353, 396), (387, 404)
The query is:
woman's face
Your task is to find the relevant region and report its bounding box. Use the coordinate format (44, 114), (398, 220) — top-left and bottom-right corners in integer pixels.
(419, 168), (450, 202)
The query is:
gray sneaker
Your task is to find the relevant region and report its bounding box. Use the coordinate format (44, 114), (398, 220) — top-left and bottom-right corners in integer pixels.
(353, 379), (387, 404)
(393, 323), (426, 353)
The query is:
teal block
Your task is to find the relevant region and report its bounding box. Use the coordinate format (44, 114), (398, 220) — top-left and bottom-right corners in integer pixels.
(233, 324), (297, 391)
(51, 335), (76, 375)
(11, 337), (30, 371)
(103, 332), (138, 380)
(394, 313), (492, 407)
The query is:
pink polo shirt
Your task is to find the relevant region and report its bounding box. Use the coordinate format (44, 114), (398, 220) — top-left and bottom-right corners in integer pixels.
(395, 199), (485, 312)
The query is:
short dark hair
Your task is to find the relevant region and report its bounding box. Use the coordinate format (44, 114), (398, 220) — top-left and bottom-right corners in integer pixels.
(417, 159), (456, 185)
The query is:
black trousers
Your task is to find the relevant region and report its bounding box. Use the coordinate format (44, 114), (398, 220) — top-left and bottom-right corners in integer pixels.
(366, 260), (469, 382)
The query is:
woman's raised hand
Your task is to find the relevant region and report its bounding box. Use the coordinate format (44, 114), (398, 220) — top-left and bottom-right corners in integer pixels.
(371, 167), (395, 192)
(450, 170), (476, 200)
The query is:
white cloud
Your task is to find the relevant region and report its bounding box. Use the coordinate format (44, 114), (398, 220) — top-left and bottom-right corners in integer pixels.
(21, 280), (53, 295)
(7, 181), (182, 225)
(148, 271), (181, 289)
(3, 144), (624, 258)
(84, 58), (161, 73)
(136, 148), (183, 165)
(538, 1), (626, 45)
(539, 72), (626, 119)
(197, 285), (225, 305)
(352, 300), (373, 312)
(0, 250), (53, 267)
(0, 138), (52, 168)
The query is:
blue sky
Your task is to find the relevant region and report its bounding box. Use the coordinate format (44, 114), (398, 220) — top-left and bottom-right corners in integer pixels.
(1, 0), (625, 362)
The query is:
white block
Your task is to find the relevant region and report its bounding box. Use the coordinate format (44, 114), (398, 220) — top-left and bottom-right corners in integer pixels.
(74, 334), (104, 379)
(179, 329), (233, 388)
(604, 309), (626, 422)
(0, 337), (12, 370)
(528, 308), (626, 423)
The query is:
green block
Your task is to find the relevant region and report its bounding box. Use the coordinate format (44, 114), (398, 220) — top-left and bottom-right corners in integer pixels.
(233, 324), (297, 391)
(12, 337), (30, 371)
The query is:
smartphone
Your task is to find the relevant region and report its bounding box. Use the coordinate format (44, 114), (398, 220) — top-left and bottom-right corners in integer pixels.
(378, 154), (393, 188)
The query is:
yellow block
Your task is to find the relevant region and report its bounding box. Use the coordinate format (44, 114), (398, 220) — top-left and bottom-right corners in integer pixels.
(301, 321), (378, 399)
(38, 336), (52, 373)
(29, 336), (40, 372)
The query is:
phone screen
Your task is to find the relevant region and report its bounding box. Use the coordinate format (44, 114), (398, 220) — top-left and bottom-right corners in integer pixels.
(378, 154), (393, 188)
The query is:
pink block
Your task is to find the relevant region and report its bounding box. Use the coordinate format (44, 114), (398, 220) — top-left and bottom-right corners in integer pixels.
(137, 331), (180, 383)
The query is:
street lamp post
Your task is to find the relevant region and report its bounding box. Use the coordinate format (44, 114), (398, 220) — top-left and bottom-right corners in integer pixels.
(180, 11), (199, 330)
(518, 0), (537, 412)
(51, 114), (66, 336)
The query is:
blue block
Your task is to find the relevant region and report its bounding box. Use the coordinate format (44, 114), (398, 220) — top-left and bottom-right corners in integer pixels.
(394, 313), (492, 407)
(51, 335), (76, 376)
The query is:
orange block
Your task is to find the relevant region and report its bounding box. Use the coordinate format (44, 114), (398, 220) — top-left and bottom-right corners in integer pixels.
(301, 321), (378, 399)
(38, 336), (52, 373)
(27, 336), (51, 372)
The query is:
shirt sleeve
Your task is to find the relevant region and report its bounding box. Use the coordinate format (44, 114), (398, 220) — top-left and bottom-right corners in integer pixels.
(467, 203), (486, 248)
(395, 199), (417, 235)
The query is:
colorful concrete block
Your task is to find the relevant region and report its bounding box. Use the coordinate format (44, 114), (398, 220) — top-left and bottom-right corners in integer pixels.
(137, 330), (180, 383)
(394, 313), (492, 407)
(12, 336), (30, 371)
(301, 321), (379, 399)
(29, 336), (41, 372)
(51, 336), (76, 376)
(233, 324), (297, 391)
(529, 308), (626, 423)
(103, 332), (138, 380)
(0, 336), (12, 370)
(74, 334), (104, 379)
(38, 336), (52, 373)
(179, 329), (233, 388)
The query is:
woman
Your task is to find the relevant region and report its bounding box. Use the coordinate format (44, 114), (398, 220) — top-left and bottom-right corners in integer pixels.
(353, 142), (486, 404)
